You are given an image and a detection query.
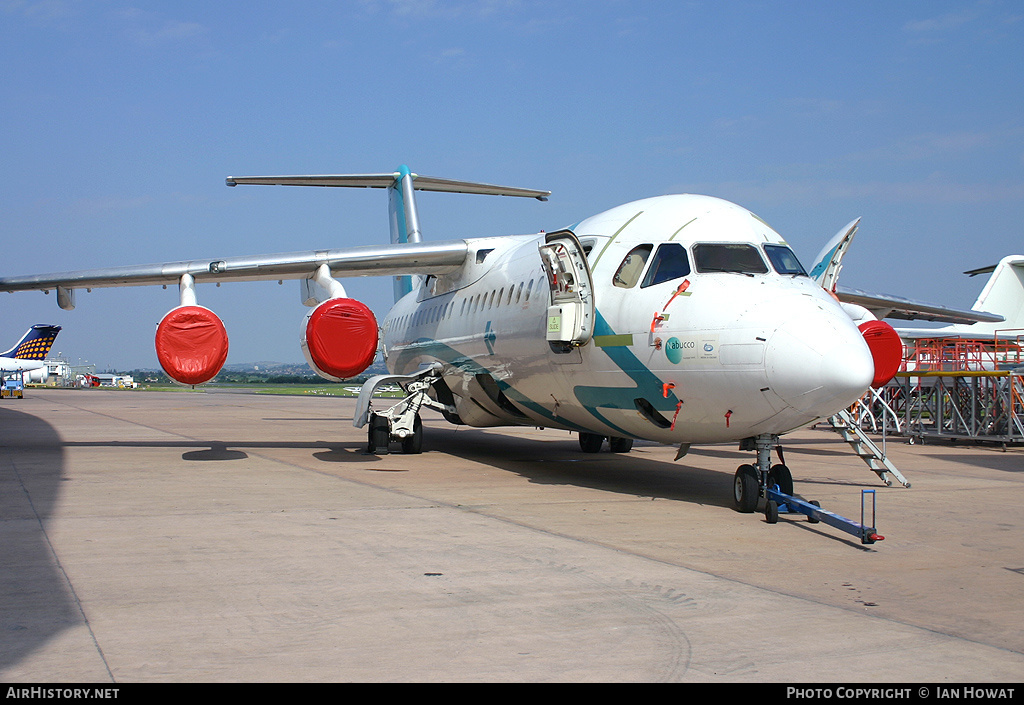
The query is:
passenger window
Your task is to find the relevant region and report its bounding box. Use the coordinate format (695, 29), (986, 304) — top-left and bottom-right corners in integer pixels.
(641, 243), (691, 288)
(613, 245), (653, 288)
(764, 245), (807, 276)
(693, 244), (769, 274)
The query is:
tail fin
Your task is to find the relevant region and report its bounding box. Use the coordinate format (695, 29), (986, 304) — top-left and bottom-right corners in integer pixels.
(961, 256), (1024, 334)
(809, 218), (860, 291)
(1, 325), (61, 360)
(226, 166), (549, 301)
(388, 166), (424, 300)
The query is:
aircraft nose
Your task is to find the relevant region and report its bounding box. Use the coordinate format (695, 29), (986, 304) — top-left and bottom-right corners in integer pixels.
(765, 307), (874, 415)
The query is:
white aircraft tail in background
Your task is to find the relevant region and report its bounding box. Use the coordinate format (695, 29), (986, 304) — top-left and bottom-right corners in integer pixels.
(904, 256), (1024, 339)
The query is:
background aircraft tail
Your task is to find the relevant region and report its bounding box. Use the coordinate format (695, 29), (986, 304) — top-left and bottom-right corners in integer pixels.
(958, 256), (1024, 335)
(1, 325), (61, 360)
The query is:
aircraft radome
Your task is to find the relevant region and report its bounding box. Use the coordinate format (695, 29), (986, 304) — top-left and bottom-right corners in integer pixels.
(0, 167), (1004, 512)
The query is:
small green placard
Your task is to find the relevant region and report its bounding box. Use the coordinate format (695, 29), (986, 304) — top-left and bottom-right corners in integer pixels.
(594, 334), (634, 347)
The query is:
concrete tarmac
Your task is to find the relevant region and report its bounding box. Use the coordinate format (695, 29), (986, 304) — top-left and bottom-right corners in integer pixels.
(1, 388), (1022, 683)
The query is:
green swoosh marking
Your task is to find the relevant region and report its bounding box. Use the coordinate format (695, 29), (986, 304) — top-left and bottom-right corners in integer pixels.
(389, 308), (678, 439)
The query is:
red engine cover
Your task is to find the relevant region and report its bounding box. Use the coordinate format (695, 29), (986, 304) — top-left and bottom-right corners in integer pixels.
(859, 320), (903, 388)
(304, 298), (378, 379)
(155, 306), (229, 386)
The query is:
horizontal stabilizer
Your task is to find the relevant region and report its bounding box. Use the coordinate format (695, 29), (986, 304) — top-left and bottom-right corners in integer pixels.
(227, 172), (551, 201)
(964, 264), (997, 277)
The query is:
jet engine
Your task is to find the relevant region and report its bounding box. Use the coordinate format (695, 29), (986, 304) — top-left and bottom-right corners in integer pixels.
(301, 298), (378, 381)
(155, 305), (229, 385)
(858, 320), (902, 388)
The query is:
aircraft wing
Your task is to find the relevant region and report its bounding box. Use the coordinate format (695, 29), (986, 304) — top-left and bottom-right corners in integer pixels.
(0, 240), (469, 294)
(835, 285), (1004, 326)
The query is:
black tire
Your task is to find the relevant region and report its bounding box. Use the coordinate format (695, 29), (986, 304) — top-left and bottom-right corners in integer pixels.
(608, 436), (633, 453)
(733, 464), (759, 513)
(765, 499), (779, 524)
(769, 464), (793, 496)
(368, 413), (390, 455)
(808, 500), (821, 524)
(400, 414), (423, 455)
(579, 432), (604, 453)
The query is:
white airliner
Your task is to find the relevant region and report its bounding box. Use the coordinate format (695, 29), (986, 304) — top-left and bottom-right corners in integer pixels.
(0, 167), (1003, 511)
(0, 324), (61, 375)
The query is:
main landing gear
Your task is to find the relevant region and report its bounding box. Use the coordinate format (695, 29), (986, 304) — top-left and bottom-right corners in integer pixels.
(366, 410), (423, 455)
(355, 365), (454, 456)
(578, 432), (634, 453)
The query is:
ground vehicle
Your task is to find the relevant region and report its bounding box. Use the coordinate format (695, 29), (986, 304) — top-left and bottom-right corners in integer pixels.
(1, 375), (25, 399)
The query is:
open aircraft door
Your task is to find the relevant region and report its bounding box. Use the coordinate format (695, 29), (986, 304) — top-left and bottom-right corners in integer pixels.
(540, 231), (595, 347)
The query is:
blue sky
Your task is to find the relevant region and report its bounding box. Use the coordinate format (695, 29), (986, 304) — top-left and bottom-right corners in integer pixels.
(2, 0), (1022, 370)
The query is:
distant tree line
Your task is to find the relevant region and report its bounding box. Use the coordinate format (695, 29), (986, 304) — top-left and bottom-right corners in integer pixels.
(125, 369), (374, 385)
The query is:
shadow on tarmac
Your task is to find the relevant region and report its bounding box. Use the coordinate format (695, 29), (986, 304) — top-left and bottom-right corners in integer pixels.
(0, 406), (79, 674)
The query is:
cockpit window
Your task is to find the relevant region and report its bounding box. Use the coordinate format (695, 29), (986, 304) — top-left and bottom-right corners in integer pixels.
(764, 244), (807, 276)
(641, 243), (691, 288)
(693, 244), (769, 274)
(579, 238), (597, 258)
(612, 245), (652, 288)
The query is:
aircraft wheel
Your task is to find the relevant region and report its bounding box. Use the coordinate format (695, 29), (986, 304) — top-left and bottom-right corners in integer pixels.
(733, 464), (758, 513)
(769, 464), (793, 496)
(765, 499), (779, 524)
(400, 414), (423, 455)
(609, 436), (633, 453)
(368, 413), (390, 455)
(578, 432), (604, 453)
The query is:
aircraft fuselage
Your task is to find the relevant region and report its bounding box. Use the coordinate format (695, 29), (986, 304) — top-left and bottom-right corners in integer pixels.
(381, 194), (874, 445)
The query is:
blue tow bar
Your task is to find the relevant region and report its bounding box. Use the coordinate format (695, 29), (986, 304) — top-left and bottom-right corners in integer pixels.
(765, 487), (884, 545)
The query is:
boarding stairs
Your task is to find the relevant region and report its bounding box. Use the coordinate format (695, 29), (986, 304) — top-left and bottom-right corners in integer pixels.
(827, 408), (911, 488)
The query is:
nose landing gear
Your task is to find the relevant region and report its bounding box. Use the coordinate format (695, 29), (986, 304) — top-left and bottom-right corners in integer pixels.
(733, 434), (884, 545)
(733, 434), (787, 513)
